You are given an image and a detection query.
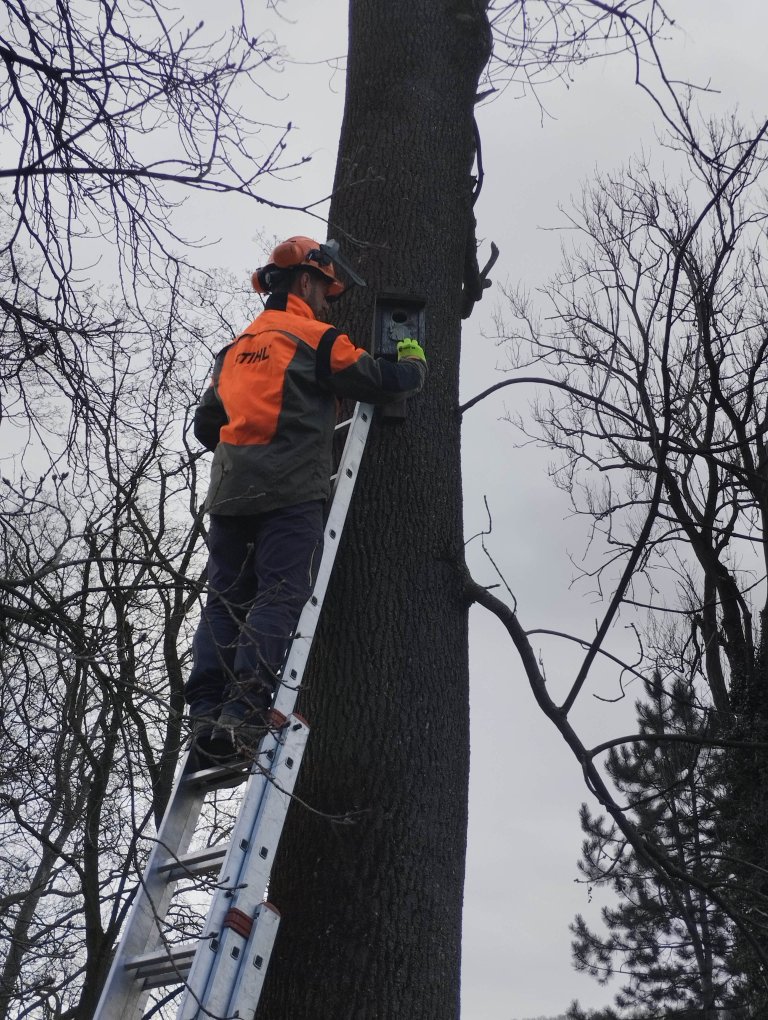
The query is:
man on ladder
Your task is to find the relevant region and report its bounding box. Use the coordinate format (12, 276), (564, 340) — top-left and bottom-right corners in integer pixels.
(186, 236), (426, 764)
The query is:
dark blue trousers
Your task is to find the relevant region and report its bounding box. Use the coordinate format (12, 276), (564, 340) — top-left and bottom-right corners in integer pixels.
(185, 500), (324, 721)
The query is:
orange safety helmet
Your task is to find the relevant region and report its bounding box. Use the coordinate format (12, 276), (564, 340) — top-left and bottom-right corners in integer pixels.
(252, 236), (345, 298)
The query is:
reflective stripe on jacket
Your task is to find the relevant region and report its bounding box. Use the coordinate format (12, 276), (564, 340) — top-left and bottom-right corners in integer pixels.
(194, 292), (426, 515)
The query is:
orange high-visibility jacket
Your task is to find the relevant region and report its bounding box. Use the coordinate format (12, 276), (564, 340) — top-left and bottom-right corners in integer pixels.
(194, 292), (426, 515)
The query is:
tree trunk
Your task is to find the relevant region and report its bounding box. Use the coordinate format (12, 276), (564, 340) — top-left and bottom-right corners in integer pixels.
(257, 2), (491, 1017)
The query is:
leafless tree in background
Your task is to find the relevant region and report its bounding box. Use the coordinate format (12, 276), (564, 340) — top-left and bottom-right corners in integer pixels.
(463, 116), (768, 1013)
(0, 2), (286, 1013)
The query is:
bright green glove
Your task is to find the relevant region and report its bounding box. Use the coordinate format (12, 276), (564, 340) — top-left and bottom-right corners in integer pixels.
(397, 338), (426, 364)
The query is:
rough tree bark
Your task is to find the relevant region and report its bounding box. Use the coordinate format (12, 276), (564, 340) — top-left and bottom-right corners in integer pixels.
(258, 2), (491, 1017)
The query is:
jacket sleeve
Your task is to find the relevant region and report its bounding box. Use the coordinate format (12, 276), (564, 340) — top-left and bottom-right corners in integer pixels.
(315, 328), (427, 403)
(193, 348), (230, 451)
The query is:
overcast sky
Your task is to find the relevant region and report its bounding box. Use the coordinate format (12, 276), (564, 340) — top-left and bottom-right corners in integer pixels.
(192, 3), (768, 1016)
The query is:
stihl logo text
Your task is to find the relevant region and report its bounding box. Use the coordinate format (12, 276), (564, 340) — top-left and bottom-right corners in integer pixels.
(236, 345), (271, 365)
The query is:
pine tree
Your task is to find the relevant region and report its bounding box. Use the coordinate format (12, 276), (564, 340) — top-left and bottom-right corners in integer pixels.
(568, 675), (745, 1019)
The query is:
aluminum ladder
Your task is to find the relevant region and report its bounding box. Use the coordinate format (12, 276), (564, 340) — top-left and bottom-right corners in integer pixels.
(94, 401), (374, 1020)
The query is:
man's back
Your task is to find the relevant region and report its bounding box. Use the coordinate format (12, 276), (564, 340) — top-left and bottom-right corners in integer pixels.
(195, 291), (425, 516)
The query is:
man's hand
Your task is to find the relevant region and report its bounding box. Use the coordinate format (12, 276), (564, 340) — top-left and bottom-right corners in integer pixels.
(397, 338), (426, 364)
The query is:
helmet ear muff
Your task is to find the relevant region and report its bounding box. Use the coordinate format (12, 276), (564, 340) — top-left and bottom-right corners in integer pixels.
(251, 269), (269, 293)
(271, 240), (307, 269)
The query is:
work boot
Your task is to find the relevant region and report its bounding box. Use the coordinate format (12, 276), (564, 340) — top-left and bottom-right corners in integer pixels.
(214, 708), (285, 760)
(189, 714), (237, 768)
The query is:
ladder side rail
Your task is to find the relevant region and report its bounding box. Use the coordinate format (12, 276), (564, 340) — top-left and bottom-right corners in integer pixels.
(93, 750), (210, 1020)
(226, 904), (281, 1018)
(170, 756), (272, 1013)
(273, 400), (373, 718)
(176, 718), (309, 1019)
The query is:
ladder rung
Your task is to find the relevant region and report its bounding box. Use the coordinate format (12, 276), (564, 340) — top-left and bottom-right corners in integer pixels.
(182, 760), (251, 790)
(141, 969), (191, 991)
(125, 942), (198, 987)
(330, 466), (356, 485)
(334, 416), (354, 431)
(158, 844), (229, 881)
